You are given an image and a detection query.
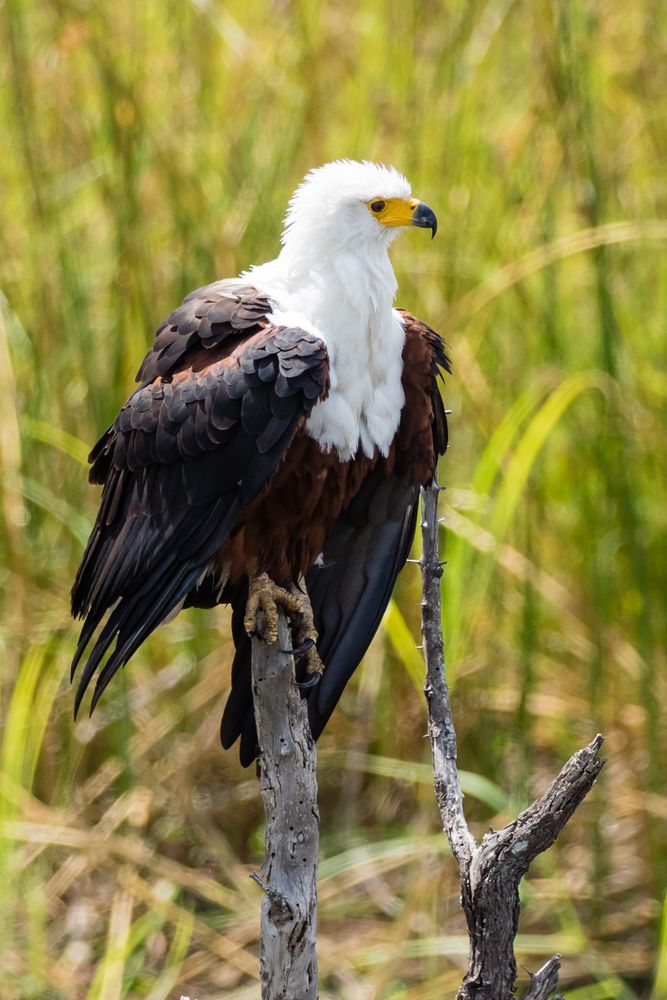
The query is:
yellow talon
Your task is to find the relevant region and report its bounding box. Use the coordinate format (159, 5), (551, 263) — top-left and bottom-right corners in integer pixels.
(244, 573), (312, 644)
(244, 573), (325, 676)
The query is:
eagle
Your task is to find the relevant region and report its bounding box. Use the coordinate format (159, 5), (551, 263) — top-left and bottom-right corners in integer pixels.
(71, 160), (449, 765)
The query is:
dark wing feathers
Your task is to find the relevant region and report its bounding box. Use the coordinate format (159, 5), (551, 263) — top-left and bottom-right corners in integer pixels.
(306, 474), (420, 740)
(72, 284), (328, 714)
(218, 584), (253, 754)
(137, 281), (272, 385)
(137, 281), (270, 385)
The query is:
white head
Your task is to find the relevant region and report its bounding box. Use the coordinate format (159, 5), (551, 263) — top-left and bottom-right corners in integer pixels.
(279, 159), (437, 264)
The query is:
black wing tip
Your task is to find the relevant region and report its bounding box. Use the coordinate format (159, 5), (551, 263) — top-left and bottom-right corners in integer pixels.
(220, 683), (256, 763)
(219, 711), (240, 750)
(239, 715), (260, 767)
(70, 615), (97, 684)
(73, 676), (87, 719)
(70, 653), (81, 686)
(71, 642), (125, 721)
(89, 676), (109, 715)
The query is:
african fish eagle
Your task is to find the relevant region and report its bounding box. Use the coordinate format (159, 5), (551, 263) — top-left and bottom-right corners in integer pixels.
(71, 159), (450, 765)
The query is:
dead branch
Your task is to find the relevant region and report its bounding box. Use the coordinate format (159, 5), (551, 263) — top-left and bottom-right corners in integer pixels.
(250, 616), (319, 1000)
(419, 481), (605, 1000)
(521, 955), (562, 1000)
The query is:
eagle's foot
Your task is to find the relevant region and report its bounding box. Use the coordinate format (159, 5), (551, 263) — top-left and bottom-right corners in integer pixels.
(244, 573), (324, 676)
(244, 573), (306, 645)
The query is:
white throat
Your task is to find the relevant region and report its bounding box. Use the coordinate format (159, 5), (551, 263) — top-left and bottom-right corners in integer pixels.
(247, 242), (406, 461)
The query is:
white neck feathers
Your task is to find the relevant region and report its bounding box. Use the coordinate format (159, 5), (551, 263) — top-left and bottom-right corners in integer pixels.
(248, 241), (405, 461)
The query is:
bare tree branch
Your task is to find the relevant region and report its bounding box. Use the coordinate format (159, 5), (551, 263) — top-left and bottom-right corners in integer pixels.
(250, 616), (319, 1000)
(420, 483), (476, 869)
(420, 481), (605, 1000)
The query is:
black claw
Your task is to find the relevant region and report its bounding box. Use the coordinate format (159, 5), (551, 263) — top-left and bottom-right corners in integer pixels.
(279, 637), (315, 655)
(293, 637), (316, 655)
(296, 672), (321, 690)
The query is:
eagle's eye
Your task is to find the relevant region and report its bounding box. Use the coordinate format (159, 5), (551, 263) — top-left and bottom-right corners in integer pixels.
(370, 200), (386, 213)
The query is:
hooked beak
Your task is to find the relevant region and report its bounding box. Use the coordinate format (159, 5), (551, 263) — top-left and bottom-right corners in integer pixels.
(371, 197), (439, 238)
(411, 201), (438, 239)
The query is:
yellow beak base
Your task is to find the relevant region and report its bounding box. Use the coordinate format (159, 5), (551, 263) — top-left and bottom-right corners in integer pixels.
(368, 197), (438, 237)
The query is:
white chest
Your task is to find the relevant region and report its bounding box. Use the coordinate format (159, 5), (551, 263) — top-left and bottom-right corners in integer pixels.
(249, 247), (406, 462)
(304, 305), (405, 460)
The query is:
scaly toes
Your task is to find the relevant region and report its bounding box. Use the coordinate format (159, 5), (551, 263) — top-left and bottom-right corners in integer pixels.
(245, 575), (325, 677)
(304, 645), (325, 676)
(243, 591), (261, 638)
(291, 604), (323, 675)
(245, 574), (311, 646)
(244, 591), (279, 643)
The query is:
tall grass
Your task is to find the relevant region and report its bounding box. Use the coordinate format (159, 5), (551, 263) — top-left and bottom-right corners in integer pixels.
(1, 0), (666, 996)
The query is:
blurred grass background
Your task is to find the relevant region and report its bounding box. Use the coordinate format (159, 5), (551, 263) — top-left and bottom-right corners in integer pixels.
(0, 0), (666, 996)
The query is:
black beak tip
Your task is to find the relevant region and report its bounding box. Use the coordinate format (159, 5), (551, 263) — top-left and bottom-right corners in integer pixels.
(412, 202), (438, 239)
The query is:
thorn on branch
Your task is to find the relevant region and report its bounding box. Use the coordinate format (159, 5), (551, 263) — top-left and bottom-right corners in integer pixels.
(250, 870), (294, 920)
(249, 870), (271, 893)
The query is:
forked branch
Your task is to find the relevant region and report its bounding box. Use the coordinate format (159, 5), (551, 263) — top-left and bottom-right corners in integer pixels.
(419, 481), (605, 1000)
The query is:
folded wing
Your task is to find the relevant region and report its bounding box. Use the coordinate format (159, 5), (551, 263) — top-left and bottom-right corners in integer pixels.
(71, 283), (328, 714)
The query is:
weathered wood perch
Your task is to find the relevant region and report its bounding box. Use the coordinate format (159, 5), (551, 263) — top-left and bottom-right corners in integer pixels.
(250, 617), (319, 1000)
(420, 480), (606, 1000)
